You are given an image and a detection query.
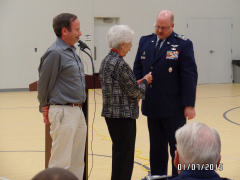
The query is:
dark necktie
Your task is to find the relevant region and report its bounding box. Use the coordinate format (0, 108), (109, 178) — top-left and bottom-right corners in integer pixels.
(154, 39), (162, 57)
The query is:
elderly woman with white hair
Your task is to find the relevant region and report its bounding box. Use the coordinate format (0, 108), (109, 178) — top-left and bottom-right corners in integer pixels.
(99, 25), (152, 180)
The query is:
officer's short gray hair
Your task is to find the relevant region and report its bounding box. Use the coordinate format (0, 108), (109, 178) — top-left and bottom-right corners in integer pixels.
(107, 25), (134, 49)
(175, 121), (221, 166)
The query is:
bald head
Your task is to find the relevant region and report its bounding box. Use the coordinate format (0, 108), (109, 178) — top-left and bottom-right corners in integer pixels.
(155, 10), (174, 39)
(157, 10), (174, 24)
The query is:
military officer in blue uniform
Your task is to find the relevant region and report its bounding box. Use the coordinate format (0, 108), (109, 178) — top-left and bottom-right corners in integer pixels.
(133, 10), (198, 178)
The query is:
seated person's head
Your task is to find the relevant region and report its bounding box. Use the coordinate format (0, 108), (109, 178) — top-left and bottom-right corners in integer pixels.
(174, 121), (221, 173)
(32, 167), (78, 180)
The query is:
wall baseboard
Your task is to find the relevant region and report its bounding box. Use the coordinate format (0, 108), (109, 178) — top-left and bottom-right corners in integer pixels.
(0, 88), (29, 92)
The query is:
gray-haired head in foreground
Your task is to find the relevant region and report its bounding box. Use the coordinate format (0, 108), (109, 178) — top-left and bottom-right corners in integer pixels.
(107, 25), (134, 49)
(31, 167), (78, 180)
(175, 121), (221, 166)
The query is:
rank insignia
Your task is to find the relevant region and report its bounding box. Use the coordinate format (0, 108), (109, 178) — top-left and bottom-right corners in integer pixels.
(166, 51), (179, 60)
(175, 34), (187, 40)
(141, 51), (146, 60)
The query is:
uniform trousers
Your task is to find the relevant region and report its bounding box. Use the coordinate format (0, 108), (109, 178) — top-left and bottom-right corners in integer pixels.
(147, 114), (186, 178)
(105, 117), (136, 180)
(48, 105), (87, 180)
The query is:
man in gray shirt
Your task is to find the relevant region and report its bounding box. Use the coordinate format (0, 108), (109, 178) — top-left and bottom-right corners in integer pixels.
(37, 13), (86, 180)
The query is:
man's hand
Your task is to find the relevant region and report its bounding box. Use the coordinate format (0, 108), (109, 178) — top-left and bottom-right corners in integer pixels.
(184, 106), (196, 120)
(41, 106), (50, 125)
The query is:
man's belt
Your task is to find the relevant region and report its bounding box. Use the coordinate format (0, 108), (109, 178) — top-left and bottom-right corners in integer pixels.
(53, 103), (83, 107)
(67, 103), (82, 107)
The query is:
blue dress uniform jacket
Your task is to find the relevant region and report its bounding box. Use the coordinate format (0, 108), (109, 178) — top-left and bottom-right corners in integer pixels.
(133, 32), (198, 118)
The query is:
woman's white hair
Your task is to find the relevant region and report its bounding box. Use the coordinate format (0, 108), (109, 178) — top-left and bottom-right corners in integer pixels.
(175, 121), (221, 166)
(107, 25), (134, 49)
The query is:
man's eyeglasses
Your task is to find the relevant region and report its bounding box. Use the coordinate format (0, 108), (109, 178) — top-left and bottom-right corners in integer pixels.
(154, 24), (171, 31)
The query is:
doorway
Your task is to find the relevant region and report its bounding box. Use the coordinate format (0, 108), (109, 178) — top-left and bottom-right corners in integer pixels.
(186, 18), (232, 84)
(94, 17), (119, 73)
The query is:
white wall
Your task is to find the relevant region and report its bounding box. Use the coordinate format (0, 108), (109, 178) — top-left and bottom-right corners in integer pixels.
(0, 0), (93, 89)
(93, 0), (240, 69)
(1, 0), (240, 89)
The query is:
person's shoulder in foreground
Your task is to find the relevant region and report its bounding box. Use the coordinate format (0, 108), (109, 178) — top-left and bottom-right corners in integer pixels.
(170, 169), (230, 180)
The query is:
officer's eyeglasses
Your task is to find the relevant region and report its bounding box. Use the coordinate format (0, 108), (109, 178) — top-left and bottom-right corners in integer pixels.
(154, 24), (171, 31)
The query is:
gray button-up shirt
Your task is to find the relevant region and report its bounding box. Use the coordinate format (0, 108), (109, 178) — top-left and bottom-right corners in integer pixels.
(38, 38), (86, 111)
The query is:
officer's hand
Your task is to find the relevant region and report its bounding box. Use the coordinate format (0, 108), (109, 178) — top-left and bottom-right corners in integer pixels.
(184, 106), (196, 120)
(143, 72), (153, 84)
(42, 106), (50, 125)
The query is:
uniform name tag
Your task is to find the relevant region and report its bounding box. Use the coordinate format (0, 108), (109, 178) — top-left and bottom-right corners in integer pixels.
(166, 51), (179, 60)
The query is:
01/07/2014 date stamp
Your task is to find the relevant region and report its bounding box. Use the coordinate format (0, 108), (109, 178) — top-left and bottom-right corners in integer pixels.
(177, 163), (223, 171)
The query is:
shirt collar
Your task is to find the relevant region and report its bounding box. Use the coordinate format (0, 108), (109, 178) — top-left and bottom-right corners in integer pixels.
(155, 37), (166, 48)
(155, 31), (175, 45)
(156, 37), (165, 46)
(111, 48), (120, 55)
(56, 37), (76, 52)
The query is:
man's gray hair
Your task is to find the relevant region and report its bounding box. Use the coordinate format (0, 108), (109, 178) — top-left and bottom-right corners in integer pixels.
(175, 121), (221, 166)
(107, 25), (134, 49)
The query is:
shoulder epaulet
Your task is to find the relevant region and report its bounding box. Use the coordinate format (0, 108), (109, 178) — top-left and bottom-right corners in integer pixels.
(175, 34), (187, 41)
(143, 33), (155, 38)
